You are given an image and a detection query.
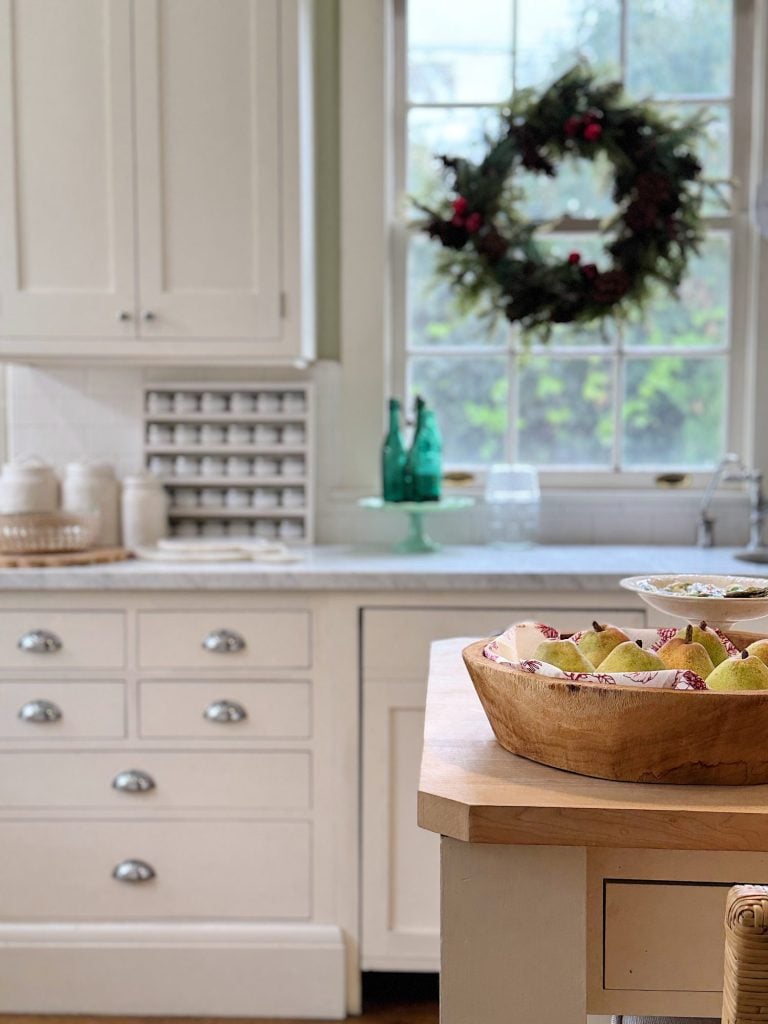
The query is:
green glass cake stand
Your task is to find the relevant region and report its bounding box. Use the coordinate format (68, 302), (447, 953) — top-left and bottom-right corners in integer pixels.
(359, 496), (475, 553)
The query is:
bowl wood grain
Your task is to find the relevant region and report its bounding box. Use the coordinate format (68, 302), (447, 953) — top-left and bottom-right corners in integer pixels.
(463, 630), (768, 786)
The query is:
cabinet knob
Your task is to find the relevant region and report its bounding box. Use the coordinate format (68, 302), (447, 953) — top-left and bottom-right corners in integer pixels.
(18, 699), (62, 723)
(112, 769), (156, 794)
(116, 310), (131, 322)
(204, 699), (248, 723)
(202, 628), (246, 654)
(17, 629), (62, 654)
(142, 310), (156, 322)
(112, 859), (155, 883)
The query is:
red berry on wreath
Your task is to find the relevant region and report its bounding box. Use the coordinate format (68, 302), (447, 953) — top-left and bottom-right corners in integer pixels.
(465, 212), (483, 233)
(581, 263), (598, 280)
(563, 116), (581, 137)
(584, 122), (603, 142)
(451, 213), (466, 227)
(567, 251), (581, 265)
(452, 196), (469, 215)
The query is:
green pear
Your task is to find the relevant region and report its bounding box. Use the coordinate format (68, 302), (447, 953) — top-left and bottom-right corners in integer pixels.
(657, 624), (715, 679)
(577, 621), (630, 667)
(674, 621), (728, 667)
(532, 638), (595, 674)
(706, 650), (768, 692)
(599, 639), (665, 673)
(745, 639), (768, 668)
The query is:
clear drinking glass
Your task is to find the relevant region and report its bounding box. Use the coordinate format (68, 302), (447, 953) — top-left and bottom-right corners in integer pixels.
(483, 463), (540, 548)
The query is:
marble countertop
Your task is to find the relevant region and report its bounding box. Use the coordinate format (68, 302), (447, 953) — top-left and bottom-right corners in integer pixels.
(0, 544), (762, 590)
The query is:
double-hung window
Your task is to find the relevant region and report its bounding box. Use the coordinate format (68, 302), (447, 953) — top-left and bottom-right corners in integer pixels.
(394, 0), (753, 480)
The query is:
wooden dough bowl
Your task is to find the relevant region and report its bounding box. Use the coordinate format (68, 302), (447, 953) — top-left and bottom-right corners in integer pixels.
(463, 630), (768, 786)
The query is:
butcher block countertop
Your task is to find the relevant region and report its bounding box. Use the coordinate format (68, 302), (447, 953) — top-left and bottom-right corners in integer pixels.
(417, 637), (768, 852)
(0, 543), (758, 590)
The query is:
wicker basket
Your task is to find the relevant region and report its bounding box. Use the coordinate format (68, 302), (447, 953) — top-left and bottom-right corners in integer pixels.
(0, 512), (100, 554)
(463, 630), (768, 785)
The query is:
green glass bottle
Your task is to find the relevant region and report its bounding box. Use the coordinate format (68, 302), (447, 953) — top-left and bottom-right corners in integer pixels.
(412, 408), (443, 501)
(403, 395), (425, 502)
(381, 398), (406, 502)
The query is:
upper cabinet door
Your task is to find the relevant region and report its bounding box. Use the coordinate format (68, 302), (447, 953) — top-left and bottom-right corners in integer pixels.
(0, 0), (136, 338)
(133, 0), (282, 341)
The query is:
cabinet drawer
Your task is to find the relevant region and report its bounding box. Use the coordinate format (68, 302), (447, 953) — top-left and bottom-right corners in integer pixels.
(0, 682), (125, 739)
(139, 680), (311, 739)
(604, 880), (727, 993)
(0, 751), (310, 810)
(0, 612), (125, 670)
(363, 607), (646, 680)
(0, 820), (311, 920)
(137, 610), (311, 670)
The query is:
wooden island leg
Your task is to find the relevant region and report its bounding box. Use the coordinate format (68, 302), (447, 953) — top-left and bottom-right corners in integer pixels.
(440, 838), (588, 1024)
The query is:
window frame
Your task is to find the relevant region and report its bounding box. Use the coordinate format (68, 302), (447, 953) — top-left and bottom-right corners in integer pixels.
(389, 0), (760, 489)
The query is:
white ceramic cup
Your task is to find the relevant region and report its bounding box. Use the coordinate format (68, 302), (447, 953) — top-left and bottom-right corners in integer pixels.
(254, 424), (280, 445)
(226, 423), (252, 445)
(147, 423), (174, 445)
(280, 391), (306, 414)
(228, 519), (252, 537)
(254, 455), (280, 477)
(200, 487), (225, 508)
(252, 486), (280, 508)
(200, 423), (227, 445)
(225, 487), (251, 508)
(148, 454), (174, 476)
(201, 519), (228, 537)
(230, 391), (255, 414)
(174, 423), (200, 446)
(253, 518), (278, 539)
(255, 391), (281, 414)
(279, 518), (304, 541)
(280, 455), (305, 478)
(173, 488), (199, 509)
(146, 391), (173, 414)
(225, 455), (252, 476)
(173, 391), (199, 414)
(281, 423), (305, 445)
(200, 391), (229, 413)
(200, 455), (226, 477)
(174, 519), (199, 537)
(281, 486), (304, 508)
(174, 455), (200, 478)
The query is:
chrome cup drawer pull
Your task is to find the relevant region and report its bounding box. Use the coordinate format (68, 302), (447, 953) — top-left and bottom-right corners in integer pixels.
(17, 629), (62, 654)
(112, 769), (156, 793)
(112, 859), (155, 883)
(18, 699), (62, 723)
(202, 628), (246, 654)
(204, 699), (248, 723)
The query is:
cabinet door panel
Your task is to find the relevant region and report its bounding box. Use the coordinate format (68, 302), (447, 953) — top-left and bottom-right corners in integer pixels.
(362, 680), (439, 970)
(0, 0), (135, 337)
(134, 0), (281, 339)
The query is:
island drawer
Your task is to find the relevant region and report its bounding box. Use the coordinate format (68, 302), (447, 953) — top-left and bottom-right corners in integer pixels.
(138, 680), (311, 739)
(0, 750), (311, 810)
(137, 610), (311, 670)
(0, 681), (125, 739)
(0, 612), (125, 670)
(363, 607), (646, 680)
(0, 820), (311, 920)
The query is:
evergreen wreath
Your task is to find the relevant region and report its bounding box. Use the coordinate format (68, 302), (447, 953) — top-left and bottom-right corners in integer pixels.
(416, 64), (717, 340)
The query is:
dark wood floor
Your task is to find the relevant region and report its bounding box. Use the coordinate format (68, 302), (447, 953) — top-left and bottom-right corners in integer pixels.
(0, 973), (439, 1024)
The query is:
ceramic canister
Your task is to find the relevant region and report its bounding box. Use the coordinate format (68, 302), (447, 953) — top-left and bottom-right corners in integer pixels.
(0, 457), (59, 513)
(121, 473), (168, 550)
(62, 461), (120, 546)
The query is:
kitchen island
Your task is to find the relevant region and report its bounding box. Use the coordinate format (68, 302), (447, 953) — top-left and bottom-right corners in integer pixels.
(0, 544), (764, 1018)
(419, 636), (768, 1022)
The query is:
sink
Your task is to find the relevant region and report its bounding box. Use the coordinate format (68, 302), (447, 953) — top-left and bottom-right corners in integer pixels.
(734, 549), (768, 564)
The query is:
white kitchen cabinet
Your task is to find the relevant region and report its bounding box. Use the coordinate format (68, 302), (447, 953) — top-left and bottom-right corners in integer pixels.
(0, 591), (354, 1019)
(0, 0), (314, 363)
(361, 601), (647, 971)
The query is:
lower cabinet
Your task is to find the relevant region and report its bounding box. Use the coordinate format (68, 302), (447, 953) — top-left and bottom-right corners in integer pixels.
(361, 601), (647, 971)
(0, 591), (355, 1020)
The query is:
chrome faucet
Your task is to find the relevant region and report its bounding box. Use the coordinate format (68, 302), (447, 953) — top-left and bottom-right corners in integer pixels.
(696, 453), (767, 551)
